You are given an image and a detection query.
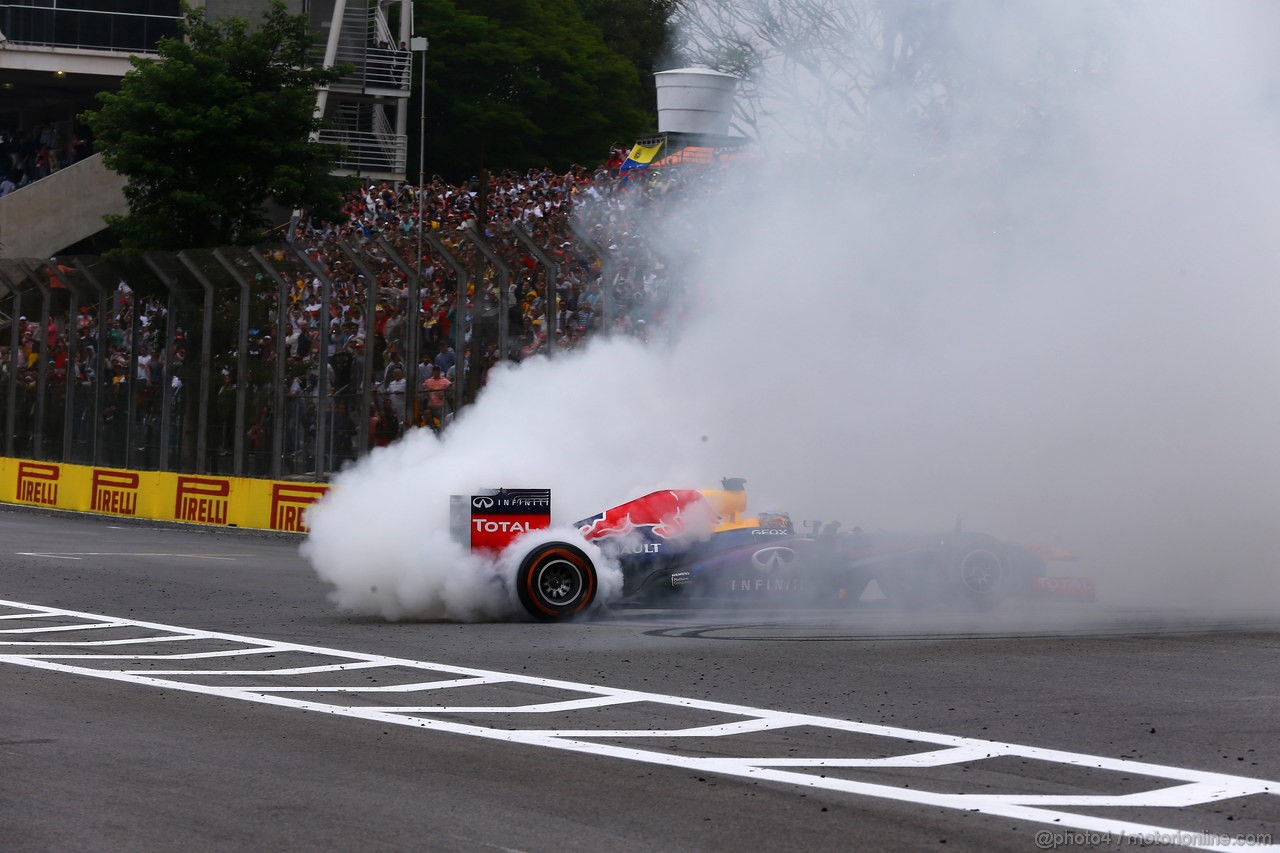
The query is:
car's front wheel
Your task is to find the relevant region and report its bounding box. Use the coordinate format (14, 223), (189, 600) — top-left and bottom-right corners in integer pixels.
(516, 543), (598, 621)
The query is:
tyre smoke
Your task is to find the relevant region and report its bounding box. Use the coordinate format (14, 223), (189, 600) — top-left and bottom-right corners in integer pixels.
(302, 338), (700, 620)
(306, 0), (1280, 619)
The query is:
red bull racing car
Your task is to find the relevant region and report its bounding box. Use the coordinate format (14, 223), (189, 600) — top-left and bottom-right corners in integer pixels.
(462, 480), (1094, 622)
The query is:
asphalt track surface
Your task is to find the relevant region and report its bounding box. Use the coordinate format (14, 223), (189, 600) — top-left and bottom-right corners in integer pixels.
(2, 505), (1278, 853)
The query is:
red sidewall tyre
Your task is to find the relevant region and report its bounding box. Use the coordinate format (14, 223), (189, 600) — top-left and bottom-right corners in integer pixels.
(517, 543), (597, 621)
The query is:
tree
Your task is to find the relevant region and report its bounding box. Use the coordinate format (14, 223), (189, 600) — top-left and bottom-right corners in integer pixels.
(670, 0), (1105, 163)
(81, 1), (346, 253)
(415, 0), (653, 179)
(578, 0), (678, 113)
(671, 0), (954, 151)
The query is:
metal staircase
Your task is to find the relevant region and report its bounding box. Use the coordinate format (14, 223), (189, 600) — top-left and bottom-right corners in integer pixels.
(313, 0), (413, 180)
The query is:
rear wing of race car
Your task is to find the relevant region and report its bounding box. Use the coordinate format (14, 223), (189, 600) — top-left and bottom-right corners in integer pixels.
(450, 489), (552, 553)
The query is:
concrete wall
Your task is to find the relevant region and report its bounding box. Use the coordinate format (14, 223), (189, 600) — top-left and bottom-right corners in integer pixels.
(0, 155), (128, 259)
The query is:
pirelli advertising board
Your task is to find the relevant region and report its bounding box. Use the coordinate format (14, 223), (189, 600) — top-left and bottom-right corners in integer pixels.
(0, 457), (328, 534)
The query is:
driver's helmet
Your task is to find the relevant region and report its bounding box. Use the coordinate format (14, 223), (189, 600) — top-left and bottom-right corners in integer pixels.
(757, 511), (793, 532)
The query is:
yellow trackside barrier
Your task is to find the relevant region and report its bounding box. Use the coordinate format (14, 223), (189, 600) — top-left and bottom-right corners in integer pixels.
(0, 457), (327, 534)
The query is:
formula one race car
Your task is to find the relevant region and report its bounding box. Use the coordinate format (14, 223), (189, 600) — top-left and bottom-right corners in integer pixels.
(459, 480), (1094, 622)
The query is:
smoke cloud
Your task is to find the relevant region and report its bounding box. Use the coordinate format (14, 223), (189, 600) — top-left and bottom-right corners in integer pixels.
(306, 1), (1280, 619)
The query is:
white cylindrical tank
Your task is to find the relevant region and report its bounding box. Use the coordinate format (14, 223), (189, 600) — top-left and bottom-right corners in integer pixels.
(654, 68), (739, 136)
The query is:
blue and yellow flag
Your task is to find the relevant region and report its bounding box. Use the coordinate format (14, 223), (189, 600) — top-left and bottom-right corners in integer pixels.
(620, 141), (664, 172)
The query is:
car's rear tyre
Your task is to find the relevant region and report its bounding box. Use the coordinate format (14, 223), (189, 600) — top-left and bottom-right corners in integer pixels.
(516, 543), (598, 621)
(944, 535), (1008, 610)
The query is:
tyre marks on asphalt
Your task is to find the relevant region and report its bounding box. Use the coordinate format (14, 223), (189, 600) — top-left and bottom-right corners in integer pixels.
(0, 597), (1275, 852)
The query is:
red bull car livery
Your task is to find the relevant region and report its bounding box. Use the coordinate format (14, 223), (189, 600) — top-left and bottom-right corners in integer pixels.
(464, 480), (1094, 622)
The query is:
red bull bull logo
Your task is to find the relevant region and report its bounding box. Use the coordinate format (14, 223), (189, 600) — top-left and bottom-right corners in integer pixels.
(270, 483), (328, 533)
(578, 490), (706, 542)
(91, 469), (140, 515)
(16, 462), (60, 506)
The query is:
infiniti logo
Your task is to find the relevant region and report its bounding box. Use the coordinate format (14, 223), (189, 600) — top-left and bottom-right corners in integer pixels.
(472, 496), (494, 509)
(751, 546), (796, 571)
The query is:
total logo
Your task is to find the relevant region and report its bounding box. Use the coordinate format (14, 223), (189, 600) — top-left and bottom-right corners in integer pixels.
(472, 519), (532, 534)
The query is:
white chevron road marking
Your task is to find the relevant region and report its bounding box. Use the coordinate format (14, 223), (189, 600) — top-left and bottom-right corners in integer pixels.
(0, 597), (1274, 852)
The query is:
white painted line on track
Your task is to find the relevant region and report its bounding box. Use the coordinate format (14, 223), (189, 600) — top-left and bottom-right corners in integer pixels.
(0, 621), (121, 633)
(241, 676), (509, 693)
(957, 781), (1242, 807)
(363, 696), (644, 715)
(24, 647), (288, 660)
(15, 552), (240, 560)
(744, 746), (998, 768)
(0, 598), (1274, 852)
(532, 718), (797, 738)
(0, 634), (204, 646)
(126, 661), (390, 676)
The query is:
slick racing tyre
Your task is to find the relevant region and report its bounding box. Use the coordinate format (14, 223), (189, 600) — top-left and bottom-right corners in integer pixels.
(943, 535), (1009, 611)
(516, 543), (598, 621)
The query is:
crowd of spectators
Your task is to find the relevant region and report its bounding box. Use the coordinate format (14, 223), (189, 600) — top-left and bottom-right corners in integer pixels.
(0, 124), (95, 198)
(1, 143), (732, 476)
(296, 155), (694, 361)
(1, 281), (172, 466)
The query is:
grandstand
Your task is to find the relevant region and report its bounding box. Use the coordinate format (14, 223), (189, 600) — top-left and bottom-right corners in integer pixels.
(0, 1), (415, 260)
(1, 4), (751, 482)
(0, 153), (730, 479)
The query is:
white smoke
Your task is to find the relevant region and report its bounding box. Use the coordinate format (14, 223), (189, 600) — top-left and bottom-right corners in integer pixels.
(307, 0), (1280, 619)
(302, 338), (705, 620)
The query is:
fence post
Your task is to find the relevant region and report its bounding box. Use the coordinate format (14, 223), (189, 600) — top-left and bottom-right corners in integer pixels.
(406, 233), (422, 427)
(123, 272), (141, 470)
(176, 251), (217, 474)
(421, 232), (470, 418)
(335, 240), (384, 454)
(292, 246), (340, 479)
(570, 223), (615, 334)
(461, 229), (511, 361)
(24, 261), (52, 461)
(250, 249), (291, 479)
(70, 260), (109, 467)
(510, 224), (559, 356)
(57, 263), (84, 463)
(1, 267), (26, 458)
(212, 249), (251, 477)
(373, 235), (424, 425)
(141, 254), (179, 471)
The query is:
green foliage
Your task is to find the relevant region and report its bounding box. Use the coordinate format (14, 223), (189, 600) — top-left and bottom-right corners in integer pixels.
(578, 0), (676, 112)
(81, 1), (346, 253)
(414, 0), (654, 179)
